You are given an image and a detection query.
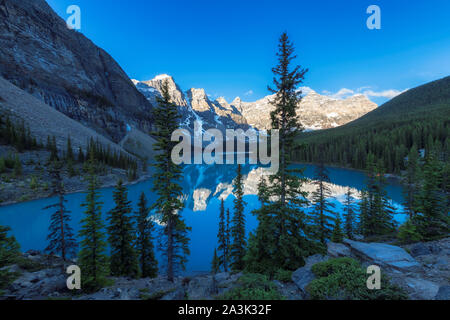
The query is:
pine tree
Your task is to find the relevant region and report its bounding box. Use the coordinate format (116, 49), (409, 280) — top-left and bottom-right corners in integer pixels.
(151, 80), (190, 282)
(135, 192), (158, 278)
(78, 155), (108, 292)
(343, 187), (356, 239)
(66, 136), (74, 161)
(49, 136), (58, 162)
(0, 225), (20, 267)
(358, 190), (370, 237)
(107, 179), (139, 277)
(217, 199), (229, 272)
(211, 248), (220, 275)
(244, 177), (279, 276)
(226, 208), (231, 268)
(310, 162), (336, 244)
(402, 145), (420, 219)
(364, 156), (396, 237)
(0, 224), (20, 291)
(43, 161), (77, 261)
(77, 147), (85, 163)
(415, 152), (449, 240)
(246, 33), (313, 274)
(230, 164), (246, 271)
(13, 154), (22, 177)
(211, 248), (221, 295)
(331, 216), (344, 243)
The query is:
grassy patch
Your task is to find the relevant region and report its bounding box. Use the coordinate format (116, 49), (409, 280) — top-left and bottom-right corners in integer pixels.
(307, 258), (408, 300)
(140, 288), (176, 300)
(274, 269), (293, 283)
(15, 256), (45, 272)
(217, 273), (283, 300)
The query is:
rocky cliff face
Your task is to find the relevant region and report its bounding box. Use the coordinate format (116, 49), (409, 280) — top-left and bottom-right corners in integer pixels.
(133, 76), (249, 133)
(239, 90), (378, 131)
(134, 75), (377, 133)
(0, 0), (153, 142)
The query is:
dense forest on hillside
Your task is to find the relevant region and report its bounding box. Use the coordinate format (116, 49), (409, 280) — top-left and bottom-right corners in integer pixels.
(294, 76), (450, 173)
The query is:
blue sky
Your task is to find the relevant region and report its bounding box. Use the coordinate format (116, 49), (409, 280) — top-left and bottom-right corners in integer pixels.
(47, 0), (450, 105)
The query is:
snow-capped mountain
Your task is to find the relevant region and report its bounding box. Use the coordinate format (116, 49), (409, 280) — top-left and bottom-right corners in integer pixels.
(132, 75), (249, 132)
(237, 89), (378, 131)
(133, 75), (377, 133)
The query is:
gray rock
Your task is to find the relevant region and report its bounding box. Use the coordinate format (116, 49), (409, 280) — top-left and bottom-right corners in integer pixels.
(410, 243), (433, 257)
(434, 286), (450, 300)
(0, 0), (154, 142)
(402, 278), (440, 300)
(327, 242), (351, 258)
(292, 254), (329, 298)
(161, 288), (186, 301)
(186, 276), (214, 300)
(344, 239), (421, 272)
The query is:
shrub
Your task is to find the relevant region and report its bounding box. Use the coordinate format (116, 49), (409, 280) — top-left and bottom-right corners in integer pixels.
(274, 269), (293, 283)
(0, 225), (21, 292)
(29, 176), (39, 190)
(307, 258), (408, 300)
(219, 273), (283, 300)
(397, 220), (422, 244)
(0, 157), (5, 173)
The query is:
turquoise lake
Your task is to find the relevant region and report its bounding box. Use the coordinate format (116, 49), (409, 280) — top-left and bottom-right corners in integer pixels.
(0, 163), (406, 275)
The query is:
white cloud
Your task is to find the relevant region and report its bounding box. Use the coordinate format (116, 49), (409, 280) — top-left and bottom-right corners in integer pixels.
(322, 86), (408, 100)
(297, 86), (315, 95)
(331, 88), (355, 99)
(360, 89), (408, 99)
(244, 90), (254, 96)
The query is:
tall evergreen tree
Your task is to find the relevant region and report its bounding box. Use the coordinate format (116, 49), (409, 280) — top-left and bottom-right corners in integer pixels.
(135, 192), (158, 278)
(402, 145), (420, 219)
(151, 81), (190, 282)
(230, 164), (246, 271)
(107, 180), (139, 277)
(310, 162), (336, 244)
(358, 190), (370, 237)
(245, 177), (279, 276)
(66, 136), (74, 161)
(362, 155), (396, 237)
(0, 225), (20, 268)
(246, 33), (313, 273)
(415, 152), (449, 240)
(78, 156), (108, 291)
(343, 187), (356, 239)
(331, 215), (344, 243)
(43, 161), (77, 261)
(217, 199), (229, 272)
(0, 224), (20, 292)
(211, 248), (220, 275)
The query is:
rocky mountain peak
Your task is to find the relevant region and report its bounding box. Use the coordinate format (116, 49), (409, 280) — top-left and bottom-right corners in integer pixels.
(186, 88), (212, 112)
(139, 74), (187, 107)
(132, 74), (376, 133)
(215, 97), (229, 107)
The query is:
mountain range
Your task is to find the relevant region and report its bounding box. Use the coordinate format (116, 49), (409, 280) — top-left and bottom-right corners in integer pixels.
(133, 75), (378, 132)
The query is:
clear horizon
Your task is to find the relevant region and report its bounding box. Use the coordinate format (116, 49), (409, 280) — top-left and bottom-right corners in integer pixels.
(45, 0), (450, 105)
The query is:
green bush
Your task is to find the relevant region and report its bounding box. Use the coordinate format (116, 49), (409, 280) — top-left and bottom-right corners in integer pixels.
(219, 273), (283, 300)
(0, 225), (21, 292)
(307, 258), (408, 300)
(397, 220), (422, 244)
(0, 157), (5, 173)
(29, 176), (39, 190)
(274, 269), (293, 283)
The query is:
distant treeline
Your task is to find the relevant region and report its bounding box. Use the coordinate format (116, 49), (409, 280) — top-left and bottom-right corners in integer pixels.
(295, 112), (449, 173)
(294, 75), (450, 173)
(0, 115), (138, 174)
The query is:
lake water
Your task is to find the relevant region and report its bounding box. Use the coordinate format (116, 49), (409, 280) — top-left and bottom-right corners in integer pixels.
(0, 163), (406, 275)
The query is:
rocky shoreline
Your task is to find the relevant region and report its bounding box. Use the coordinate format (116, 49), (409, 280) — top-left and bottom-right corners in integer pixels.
(0, 146), (152, 207)
(2, 238), (448, 300)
